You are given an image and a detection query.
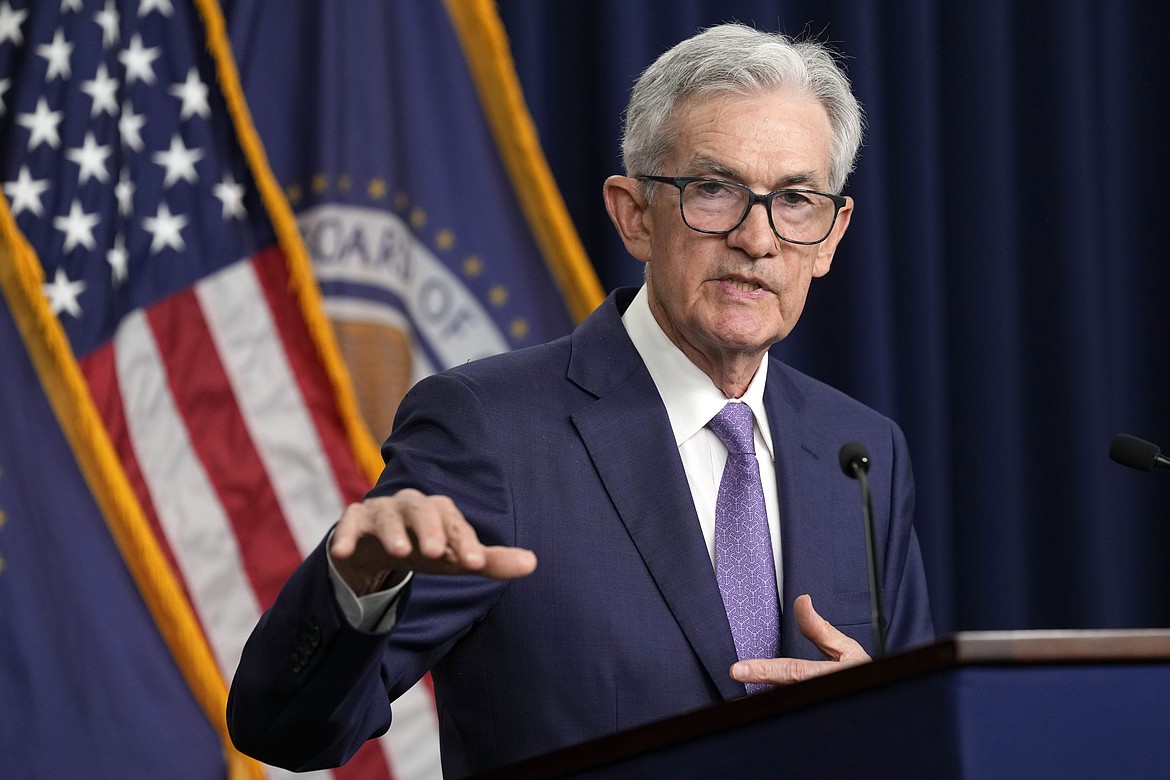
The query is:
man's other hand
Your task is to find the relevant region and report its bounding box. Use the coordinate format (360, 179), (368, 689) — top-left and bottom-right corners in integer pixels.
(730, 594), (871, 687)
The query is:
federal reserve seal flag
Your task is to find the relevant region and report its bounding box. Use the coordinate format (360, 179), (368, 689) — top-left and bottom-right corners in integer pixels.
(228, 0), (603, 443)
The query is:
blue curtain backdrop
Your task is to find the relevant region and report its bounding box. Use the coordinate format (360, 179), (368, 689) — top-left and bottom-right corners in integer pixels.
(496, 0), (1170, 635)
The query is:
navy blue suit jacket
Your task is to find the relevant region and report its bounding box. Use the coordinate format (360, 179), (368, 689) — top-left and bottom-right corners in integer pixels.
(227, 288), (934, 778)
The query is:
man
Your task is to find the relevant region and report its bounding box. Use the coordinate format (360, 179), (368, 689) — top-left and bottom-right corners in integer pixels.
(228, 23), (933, 778)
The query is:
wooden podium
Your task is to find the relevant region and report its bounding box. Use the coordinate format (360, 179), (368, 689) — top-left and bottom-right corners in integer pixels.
(474, 631), (1170, 779)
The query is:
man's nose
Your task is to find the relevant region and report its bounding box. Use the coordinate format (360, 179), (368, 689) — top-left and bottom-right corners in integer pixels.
(726, 200), (779, 258)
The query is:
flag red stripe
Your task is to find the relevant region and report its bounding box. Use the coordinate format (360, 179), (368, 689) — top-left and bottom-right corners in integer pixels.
(79, 343), (194, 610)
(334, 741), (396, 780)
(252, 245), (373, 503)
(145, 286), (304, 610)
(251, 248), (400, 779)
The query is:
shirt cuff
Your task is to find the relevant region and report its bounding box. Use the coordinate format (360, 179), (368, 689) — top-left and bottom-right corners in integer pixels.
(325, 528), (412, 633)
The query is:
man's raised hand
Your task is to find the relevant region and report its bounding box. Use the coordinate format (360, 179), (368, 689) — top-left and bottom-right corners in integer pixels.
(329, 489), (537, 596)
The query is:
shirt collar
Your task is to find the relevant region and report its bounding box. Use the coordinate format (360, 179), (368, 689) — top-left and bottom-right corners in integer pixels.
(621, 285), (775, 459)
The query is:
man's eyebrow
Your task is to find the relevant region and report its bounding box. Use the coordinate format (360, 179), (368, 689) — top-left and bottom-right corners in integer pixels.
(687, 156), (740, 179)
(774, 171), (819, 189)
(686, 157), (823, 190)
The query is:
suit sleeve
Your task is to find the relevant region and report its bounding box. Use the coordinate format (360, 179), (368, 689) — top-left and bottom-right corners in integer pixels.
(881, 421), (935, 652)
(227, 372), (516, 770)
(226, 538), (398, 770)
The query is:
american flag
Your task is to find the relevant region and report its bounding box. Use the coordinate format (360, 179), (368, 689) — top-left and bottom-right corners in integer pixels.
(0, 1), (438, 777)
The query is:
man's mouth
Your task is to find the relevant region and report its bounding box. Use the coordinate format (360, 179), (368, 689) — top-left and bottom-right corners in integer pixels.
(720, 276), (770, 294)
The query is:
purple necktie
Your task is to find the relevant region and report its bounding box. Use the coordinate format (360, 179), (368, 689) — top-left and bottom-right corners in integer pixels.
(708, 402), (779, 694)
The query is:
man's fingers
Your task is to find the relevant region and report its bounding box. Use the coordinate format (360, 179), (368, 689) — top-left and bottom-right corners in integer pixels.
(730, 651), (867, 687)
(334, 491), (457, 564)
(794, 594), (870, 663)
(435, 496), (487, 569)
(329, 491), (536, 585)
(731, 657), (840, 685)
(479, 546), (538, 580)
(399, 493), (453, 559)
(792, 593), (836, 652)
(331, 498), (411, 562)
(728, 594), (872, 688)
(330, 502), (384, 559)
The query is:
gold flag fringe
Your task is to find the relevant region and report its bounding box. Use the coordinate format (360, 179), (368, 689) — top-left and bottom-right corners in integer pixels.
(0, 160), (261, 780)
(444, 0), (606, 323)
(195, 0), (384, 485)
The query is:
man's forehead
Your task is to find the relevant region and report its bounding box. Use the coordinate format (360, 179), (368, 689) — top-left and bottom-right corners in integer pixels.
(666, 90), (833, 187)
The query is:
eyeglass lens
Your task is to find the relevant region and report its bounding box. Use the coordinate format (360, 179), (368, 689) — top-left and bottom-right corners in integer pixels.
(680, 180), (836, 242)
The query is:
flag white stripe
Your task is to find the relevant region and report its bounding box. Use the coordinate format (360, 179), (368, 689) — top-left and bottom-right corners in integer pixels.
(113, 308), (260, 676)
(263, 764), (336, 780)
(196, 260), (347, 555)
(379, 681), (442, 780)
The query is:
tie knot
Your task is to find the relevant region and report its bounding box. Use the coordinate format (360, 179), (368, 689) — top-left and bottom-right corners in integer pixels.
(708, 402), (755, 454)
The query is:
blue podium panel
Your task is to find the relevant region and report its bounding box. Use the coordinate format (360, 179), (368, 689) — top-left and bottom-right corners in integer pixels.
(567, 671), (960, 779)
(954, 665), (1170, 779)
(564, 664), (1170, 779)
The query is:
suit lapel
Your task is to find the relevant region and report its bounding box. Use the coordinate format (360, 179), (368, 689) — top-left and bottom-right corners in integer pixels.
(568, 291), (742, 700)
(566, 296), (848, 670)
(763, 361), (836, 657)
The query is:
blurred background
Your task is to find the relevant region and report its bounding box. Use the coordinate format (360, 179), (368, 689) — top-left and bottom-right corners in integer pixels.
(3, 1), (1170, 776)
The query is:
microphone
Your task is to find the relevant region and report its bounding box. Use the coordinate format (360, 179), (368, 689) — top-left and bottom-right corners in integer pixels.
(1109, 434), (1170, 472)
(839, 441), (870, 478)
(839, 442), (887, 659)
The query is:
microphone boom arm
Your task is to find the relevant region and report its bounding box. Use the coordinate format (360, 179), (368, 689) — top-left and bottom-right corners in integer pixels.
(840, 442), (888, 659)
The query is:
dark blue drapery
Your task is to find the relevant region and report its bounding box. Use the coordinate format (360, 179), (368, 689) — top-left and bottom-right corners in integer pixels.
(498, 0), (1170, 634)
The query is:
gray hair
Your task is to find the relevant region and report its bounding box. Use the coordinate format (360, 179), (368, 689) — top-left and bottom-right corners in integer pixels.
(620, 23), (864, 195)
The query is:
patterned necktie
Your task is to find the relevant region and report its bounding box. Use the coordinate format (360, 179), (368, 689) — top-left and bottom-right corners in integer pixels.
(708, 402), (780, 694)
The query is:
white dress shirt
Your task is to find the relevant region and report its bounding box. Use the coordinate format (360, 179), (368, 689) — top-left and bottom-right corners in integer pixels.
(620, 286), (783, 598)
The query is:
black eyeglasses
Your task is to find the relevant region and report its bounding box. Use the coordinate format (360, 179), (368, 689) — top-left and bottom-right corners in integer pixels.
(637, 175), (846, 245)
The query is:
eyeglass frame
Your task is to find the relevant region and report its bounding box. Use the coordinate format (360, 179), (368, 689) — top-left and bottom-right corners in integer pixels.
(636, 175), (847, 246)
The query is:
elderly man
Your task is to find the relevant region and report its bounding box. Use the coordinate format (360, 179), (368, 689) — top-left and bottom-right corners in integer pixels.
(228, 22), (933, 778)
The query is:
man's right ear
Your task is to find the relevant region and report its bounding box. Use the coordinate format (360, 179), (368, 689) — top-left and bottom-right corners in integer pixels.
(603, 175), (652, 262)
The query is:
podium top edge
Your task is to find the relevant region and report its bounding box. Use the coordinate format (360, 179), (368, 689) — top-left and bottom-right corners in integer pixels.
(943, 628), (1170, 662)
